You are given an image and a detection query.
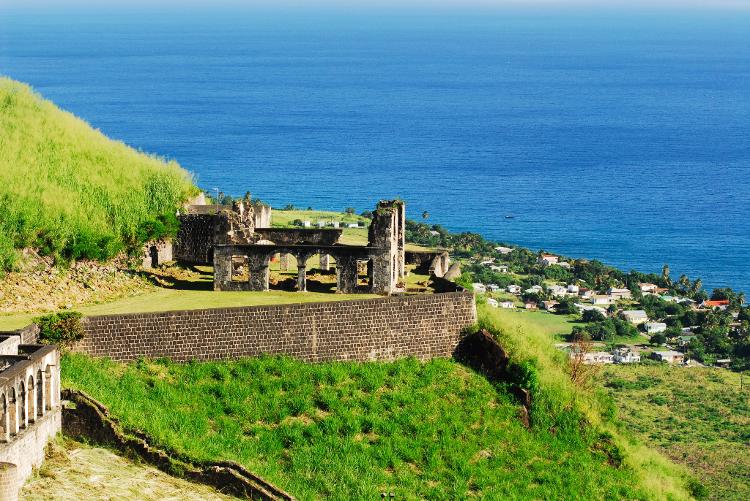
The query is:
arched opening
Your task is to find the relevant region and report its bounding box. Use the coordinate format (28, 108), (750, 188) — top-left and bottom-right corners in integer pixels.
(0, 393), (7, 442)
(44, 366), (53, 411)
(8, 387), (17, 436)
(230, 255), (250, 283)
(36, 369), (44, 418)
(301, 254), (336, 293)
(27, 375), (36, 424)
(149, 245), (159, 268)
(18, 381), (26, 429)
(269, 253), (297, 291)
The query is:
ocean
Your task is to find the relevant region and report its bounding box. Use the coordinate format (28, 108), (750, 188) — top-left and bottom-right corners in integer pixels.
(1, 8), (749, 292)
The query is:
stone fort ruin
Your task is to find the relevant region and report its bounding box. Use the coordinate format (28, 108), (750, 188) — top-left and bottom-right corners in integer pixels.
(0, 328), (61, 501)
(175, 198), (406, 295)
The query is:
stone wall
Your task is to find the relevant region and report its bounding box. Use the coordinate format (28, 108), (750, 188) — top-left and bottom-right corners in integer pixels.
(174, 214), (215, 264)
(71, 293), (476, 363)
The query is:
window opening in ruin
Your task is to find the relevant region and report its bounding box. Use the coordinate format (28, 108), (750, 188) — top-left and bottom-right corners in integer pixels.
(231, 255), (250, 282)
(357, 259), (373, 289)
(0, 393), (7, 441)
(36, 369), (44, 417)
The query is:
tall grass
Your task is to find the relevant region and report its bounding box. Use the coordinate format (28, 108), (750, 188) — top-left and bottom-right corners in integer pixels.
(0, 78), (197, 269)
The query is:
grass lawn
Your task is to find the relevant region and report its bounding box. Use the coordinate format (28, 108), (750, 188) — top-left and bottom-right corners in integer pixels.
(484, 307), (577, 341)
(0, 265), (376, 331)
(601, 364), (750, 501)
(62, 354), (652, 501)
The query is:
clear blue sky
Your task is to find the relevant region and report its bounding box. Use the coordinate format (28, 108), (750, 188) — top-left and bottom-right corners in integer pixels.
(2, 0), (749, 10)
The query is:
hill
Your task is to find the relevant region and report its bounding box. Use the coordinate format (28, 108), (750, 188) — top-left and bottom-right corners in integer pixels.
(0, 78), (196, 271)
(60, 304), (697, 500)
(602, 364), (750, 500)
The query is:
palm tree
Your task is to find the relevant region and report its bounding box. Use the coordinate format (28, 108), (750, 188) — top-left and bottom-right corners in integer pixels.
(692, 278), (703, 293)
(422, 211), (429, 220)
(678, 274), (689, 291)
(662, 264), (671, 285)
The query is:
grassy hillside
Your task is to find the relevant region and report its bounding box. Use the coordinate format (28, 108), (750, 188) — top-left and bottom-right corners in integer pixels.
(602, 364), (750, 500)
(61, 305), (697, 500)
(0, 78), (196, 270)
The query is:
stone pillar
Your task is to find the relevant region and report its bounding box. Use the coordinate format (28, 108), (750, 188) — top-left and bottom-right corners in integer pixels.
(320, 253), (330, 271)
(213, 247), (234, 291)
(296, 253), (310, 292)
(8, 399), (17, 436)
(247, 253), (270, 291)
(280, 253), (290, 272)
(336, 255), (359, 293)
(0, 463), (18, 501)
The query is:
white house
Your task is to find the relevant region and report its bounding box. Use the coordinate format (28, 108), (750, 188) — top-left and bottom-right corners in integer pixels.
(302, 220), (312, 227)
(491, 265), (509, 273)
(613, 348), (641, 364)
(480, 259), (495, 266)
(538, 254), (559, 266)
(558, 261), (572, 269)
(567, 284), (580, 294)
(608, 287), (632, 300)
(578, 304), (608, 316)
(499, 301), (515, 309)
(573, 351), (614, 365)
(429, 230), (440, 236)
(347, 223), (360, 228)
(495, 246), (513, 255)
(654, 351), (685, 364)
(317, 220), (327, 228)
(472, 283), (487, 293)
(548, 285), (568, 297)
(542, 300), (559, 311)
(507, 285), (522, 295)
(332, 221), (340, 228)
(487, 284), (501, 293)
(487, 298), (499, 308)
(591, 295), (613, 305)
(639, 283), (658, 294)
(525, 285), (543, 294)
(644, 322), (667, 334)
(621, 310), (649, 325)
(579, 289), (593, 300)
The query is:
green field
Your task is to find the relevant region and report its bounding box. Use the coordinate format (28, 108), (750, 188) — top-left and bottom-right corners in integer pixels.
(602, 364), (750, 501)
(0, 78), (196, 270)
(58, 304), (696, 500)
(485, 307), (577, 340)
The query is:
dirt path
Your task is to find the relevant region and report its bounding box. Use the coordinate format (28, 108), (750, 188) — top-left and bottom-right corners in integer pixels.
(21, 438), (237, 501)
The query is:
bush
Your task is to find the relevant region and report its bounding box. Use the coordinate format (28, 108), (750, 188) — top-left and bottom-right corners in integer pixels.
(35, 311), (84, 346)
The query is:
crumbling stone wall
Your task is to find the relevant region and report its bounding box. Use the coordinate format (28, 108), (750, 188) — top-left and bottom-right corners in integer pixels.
(174, 214), (215, 264)
(140, 240), (173, 269)
(70, 293), (476, 363)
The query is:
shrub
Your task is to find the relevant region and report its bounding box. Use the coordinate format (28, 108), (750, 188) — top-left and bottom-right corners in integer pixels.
(35, 311), (84, 346)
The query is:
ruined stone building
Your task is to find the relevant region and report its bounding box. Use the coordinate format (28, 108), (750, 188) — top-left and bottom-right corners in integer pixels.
(0, 329), (61, 501)
(175, 198), (406, 295)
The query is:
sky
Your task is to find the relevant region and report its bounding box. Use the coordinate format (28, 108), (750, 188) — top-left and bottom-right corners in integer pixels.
(2, 0), (749, 10)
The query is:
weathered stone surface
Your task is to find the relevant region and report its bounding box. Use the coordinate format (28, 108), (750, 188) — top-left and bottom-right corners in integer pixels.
(69, 293), (476, 364)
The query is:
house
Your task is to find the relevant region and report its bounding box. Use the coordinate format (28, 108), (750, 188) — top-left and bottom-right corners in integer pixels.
(607, 287), (632, 300)
(547, 285), (568, 297)
(591, 295), (613, 305)
(538, 254), (559, 266)
(347, 223), (360, 228)
(472, 283), (487, 293)
(677, 335), (696, 347)
(525, 285), (543, 294)
(541, 300), (559, 312)
(495, 246), (513, 255)
(480, 259), (495, 266)
(676, 297), (696, 306)
(715, 359), (732, 368)
(613, 348), (641, 364)
(487, 298), (499, 308)
(639, 283), (658, 294)
(499, 301), (515, 309)
(507, 285), (522, 295)
(490, 265), (509, 273)
(578, 288), (593, 300)
(567, 284), (580, 294)
(578, 304), (608, 316)
(302, 220), (312, 227)
(621, 310), (649, 325)
(429, 230), (440, 236)
(487, 284), (501, 293)
(558, 261), (571, 269)
(653, 351), (685, 364)
(702, 299), (730, 310)
(525, 301), (538, 310)
(332, 221), (340, 228)
(316, 220), (327, 228)
(644, 322), (667, 334)
(576, 351), (614, 364)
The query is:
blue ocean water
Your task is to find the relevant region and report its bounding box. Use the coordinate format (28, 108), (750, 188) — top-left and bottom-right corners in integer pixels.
(1, 9), (749, 292)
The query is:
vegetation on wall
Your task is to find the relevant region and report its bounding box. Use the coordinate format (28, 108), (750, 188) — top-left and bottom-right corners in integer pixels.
(35, 311), (84, 346)
(0, 78), (197, 271)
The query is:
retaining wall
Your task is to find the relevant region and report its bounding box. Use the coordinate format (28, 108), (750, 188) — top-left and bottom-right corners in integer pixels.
(70, 292), (476, 363)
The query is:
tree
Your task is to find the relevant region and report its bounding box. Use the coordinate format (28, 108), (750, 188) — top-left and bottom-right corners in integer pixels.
(422, 211), (429, 220)
(582, 309), (606, 323)
(568, 331), (601, 390)
(662, 264), (671, 286)
(650, 332), (667, 345)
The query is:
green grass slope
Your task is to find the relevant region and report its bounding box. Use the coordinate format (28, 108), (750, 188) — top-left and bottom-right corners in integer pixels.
(602, 364), (750, 501)
(61, 305), (699, 501)
(0, 78), (196, 270)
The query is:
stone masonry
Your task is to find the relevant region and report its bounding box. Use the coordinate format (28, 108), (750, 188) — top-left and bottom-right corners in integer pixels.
(68, 292), (476, 363)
